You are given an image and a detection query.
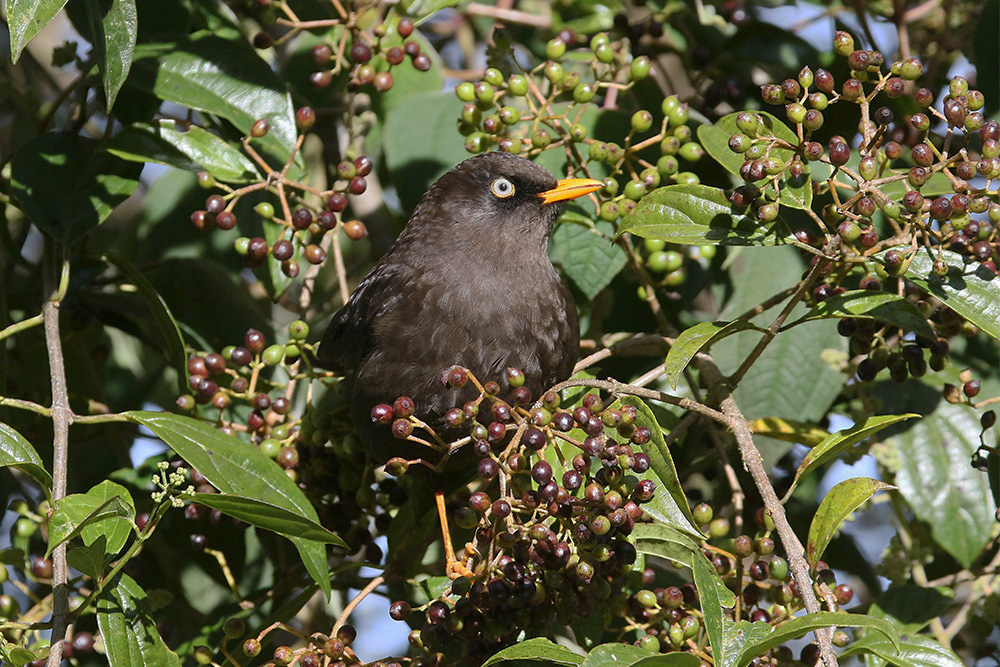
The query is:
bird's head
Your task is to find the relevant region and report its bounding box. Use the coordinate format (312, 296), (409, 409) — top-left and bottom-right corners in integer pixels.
(404, 152), (602, 249)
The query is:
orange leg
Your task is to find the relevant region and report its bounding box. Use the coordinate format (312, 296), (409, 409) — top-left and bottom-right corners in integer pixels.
(435, 488), (472, 579)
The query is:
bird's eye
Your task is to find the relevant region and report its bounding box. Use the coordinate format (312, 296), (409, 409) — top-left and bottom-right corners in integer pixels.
(490, 177), (515, 198)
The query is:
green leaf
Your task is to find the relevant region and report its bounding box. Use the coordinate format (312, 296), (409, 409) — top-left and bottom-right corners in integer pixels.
(880, 172), (954, 199)
(481, 637), (584, 666)
(632, 522), (701, 567)
(0, 422), (53, 491)
(841, 631), (961, 667)
(47, 481), (136, 558)
(738, 611), (899, 666)
(67, 536), (109, 580)
(382, 90), (467, 211)
(869, 585), (955, 634)
(83, 0), (137, 109)
(10, 132), (142, 245)
(785, 414), (918, 498)
(549, 218), (627, 300)
(619, 184), (792, 246)
(417, 575), (452, 602)
(98, 251), (188, 395)
(6, 0), (69, 63)
(665, 320), (765, 389)
(897, 247), (1000, 342)
(798, 290), (935, 339)
(2, 645), (47, 667)
(130, 33), (298, 166)
(889, 402), (996, 568)
(807, 477), (894, 567)
(697, 111), (811, 210)
(633, 655), (701, 667)
(190, 493), (347, 547)
(713, 247), (845, 429)
(97, 573), (182, 667)
(748, 418), (829, 447)
(618, 396), (699, 534)
(693, 547), (735, 666)
(582, 644), (656, 667)
(126, 411), (332, 597)
(105, 120), (261, 183)
(721, 620), (772, 667)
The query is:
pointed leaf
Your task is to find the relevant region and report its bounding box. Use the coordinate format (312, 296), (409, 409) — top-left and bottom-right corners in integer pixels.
(897, 247), (1000, 342)
(130, 33), (299, 167)
(97, 573), (182, 667)
(105, 120), (261, 183)
(807, 477), (894, 567)
(841, 631), (960, 667)
(633, 655), (701, 667)
(481, 637), (584, 666)
(869, 585), (955, 634)
(632, 523), (701, 566)
(693, 547), (736, 666)
(10, 133), (142, 245)
(738, 611), (899, 666)
(83, 0), (137, 109)
(890, 402), (995, 568)
(798, 290), (935, 339)
(67, 535), (109, 580)
(665, 320), (765, 389)
(6, 0), (70, 63)
(618, 396), (699, 534)
(721, 620), (772, 667)
(619, 184), (792, 246)
(190, 493), (346, 547)
(126, 411), (332, 597)
(0, 422), (53, 490)
(98, 251), (188, 395)
(47, 481), (135, 558)
(549, 218), (627, 300)
(697, 111), (811, 210)
(786, 414), (918, 498)
(583, 644), (656, 667)
(748, 418), (829, 447)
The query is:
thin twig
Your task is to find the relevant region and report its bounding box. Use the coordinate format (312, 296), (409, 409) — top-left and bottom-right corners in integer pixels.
(333, 575), (385, 635)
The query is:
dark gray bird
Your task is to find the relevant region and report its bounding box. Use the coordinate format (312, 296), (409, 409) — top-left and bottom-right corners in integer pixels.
(319, 152), (601, 463)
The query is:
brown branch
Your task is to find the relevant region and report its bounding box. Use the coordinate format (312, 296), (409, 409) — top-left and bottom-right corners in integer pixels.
(697, 361), (838, 667)
(43, 241), (73, 667)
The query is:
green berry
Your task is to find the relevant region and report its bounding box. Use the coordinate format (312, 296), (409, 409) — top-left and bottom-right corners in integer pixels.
(757, 202), (780, 222)
(643, 238), (666, 252)
(624, 180), (646, 200)
(456, 82), (475, 102)
(656, 155), (679, 177)
(594, 42), (614, 64)
(544, 61), (564, 84)
(531, 130), (551, 148)
(289, 320), (309, 340)
(483, 68), (503, 86)
(636, 589), (657, 608)
(679, 142), (703, 162)
(667, 103), (689, 127)
(546, 38), (566, 60)
(899, 58), (923, 80)
(631, 110), (653, 133)
(573, 83), (597, 103)
(833, 31), (855, 57)
(234, 237), (251, 255)
(630, 56), (651, 81)
(507, 75), (528, 97)
(569, 123), (587, 141)
(785, 103), (807, 124)
(599, 201), (620, 222)
(254, 202), (275, 219)
(499, 106), (520, 125)
(675, 171), (699, 185)
(197, 171), (215, 189)
(262, 344), (284, 366)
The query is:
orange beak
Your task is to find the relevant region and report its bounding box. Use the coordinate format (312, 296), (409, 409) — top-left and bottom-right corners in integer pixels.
(538, 177), (604, 205)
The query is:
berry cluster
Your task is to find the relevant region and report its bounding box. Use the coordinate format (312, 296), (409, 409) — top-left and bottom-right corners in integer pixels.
(177, 324), (314, 479)
(456, 32), (704, 226)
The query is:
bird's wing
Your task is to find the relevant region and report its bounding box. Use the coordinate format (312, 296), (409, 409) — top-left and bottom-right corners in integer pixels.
(317, 260), (405, 373)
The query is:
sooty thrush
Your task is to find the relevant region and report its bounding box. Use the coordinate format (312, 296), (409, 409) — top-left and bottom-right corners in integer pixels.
(318, 152), (601, 576)
(320, 152), (601, 462)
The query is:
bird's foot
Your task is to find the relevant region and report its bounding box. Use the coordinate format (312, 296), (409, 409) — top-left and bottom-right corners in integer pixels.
(446, 558), (473, 580)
